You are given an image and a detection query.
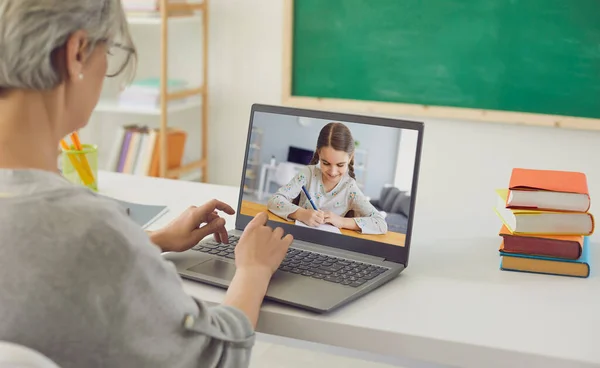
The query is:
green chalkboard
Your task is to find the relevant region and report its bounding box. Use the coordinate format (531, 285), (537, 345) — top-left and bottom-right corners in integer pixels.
(291, 0), (600, 120)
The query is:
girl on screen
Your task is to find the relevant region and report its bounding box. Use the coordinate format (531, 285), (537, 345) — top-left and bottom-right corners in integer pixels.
(267, 122), (388, 235)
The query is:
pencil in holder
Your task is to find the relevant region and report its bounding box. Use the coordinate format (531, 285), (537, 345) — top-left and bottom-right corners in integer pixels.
(61, 143), (98, 192)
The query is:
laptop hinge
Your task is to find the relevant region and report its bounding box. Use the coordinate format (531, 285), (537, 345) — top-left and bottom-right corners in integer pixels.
(229, 229), (391, 264)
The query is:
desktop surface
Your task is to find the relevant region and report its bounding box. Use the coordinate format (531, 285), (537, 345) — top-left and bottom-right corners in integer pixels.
(99, 171), (600, 368)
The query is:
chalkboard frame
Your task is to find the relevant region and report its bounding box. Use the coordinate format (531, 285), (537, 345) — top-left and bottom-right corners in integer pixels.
(281, 0), (600, 131)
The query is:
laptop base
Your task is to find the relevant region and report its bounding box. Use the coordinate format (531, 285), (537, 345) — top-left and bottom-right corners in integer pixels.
(164, 230), (404, 313)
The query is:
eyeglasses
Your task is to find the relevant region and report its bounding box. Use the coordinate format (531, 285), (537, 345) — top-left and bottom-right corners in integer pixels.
(105, 41), (135, 78)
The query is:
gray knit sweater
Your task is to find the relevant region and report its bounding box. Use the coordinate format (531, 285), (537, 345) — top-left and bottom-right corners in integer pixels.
(0, 169), (254, 367)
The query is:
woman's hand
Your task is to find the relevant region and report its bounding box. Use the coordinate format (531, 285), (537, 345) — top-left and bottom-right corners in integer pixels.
(150, 199), (235, 252)
(323, 211), (345, 228)
(224, 212), (294, 328)
(297, 208), (325, 227)
(235, 212), (294, 276)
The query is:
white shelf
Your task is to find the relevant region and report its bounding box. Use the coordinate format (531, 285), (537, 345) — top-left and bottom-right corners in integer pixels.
(94, 97), (201, 115)
(178, 170), (202, 182)
(126, 13), (202, 25)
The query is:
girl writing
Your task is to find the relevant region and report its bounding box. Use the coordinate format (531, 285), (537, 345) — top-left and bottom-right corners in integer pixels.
(267, 122), (388, 235)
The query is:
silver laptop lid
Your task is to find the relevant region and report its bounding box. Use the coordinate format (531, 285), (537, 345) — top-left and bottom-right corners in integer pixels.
(235, 104), (424, 266)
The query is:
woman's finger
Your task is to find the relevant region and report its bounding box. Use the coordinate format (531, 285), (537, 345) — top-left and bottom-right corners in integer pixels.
(273, 227), (284, 240)
(202, 212), (226, 243)
(199, 199), (236, 215)
(192, 217), (226, 242)
(218, 222), (229, 244)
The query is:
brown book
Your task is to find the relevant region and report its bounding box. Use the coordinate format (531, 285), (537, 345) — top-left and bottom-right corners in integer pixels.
(148, 128), (187, 178)
(499, 225), (583, 260)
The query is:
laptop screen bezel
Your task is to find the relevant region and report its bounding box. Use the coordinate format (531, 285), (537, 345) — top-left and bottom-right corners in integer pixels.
(235, 104), (424, 266)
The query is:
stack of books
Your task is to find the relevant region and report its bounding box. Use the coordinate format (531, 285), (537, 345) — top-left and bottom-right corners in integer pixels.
(494, 168), (594, 278)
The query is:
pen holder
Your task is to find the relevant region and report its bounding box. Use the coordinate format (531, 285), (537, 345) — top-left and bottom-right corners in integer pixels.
(61, 143), (98, 192)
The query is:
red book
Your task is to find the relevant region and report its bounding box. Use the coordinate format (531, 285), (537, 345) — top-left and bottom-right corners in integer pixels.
(498, 225), (583, 260)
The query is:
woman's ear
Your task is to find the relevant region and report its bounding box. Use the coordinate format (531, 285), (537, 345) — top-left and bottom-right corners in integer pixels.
(63, 30), (89, 82)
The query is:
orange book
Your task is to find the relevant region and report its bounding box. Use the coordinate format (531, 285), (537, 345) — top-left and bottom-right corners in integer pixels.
(149, 128), (187, 178)
(498, 225), (583, 259)
(506, 168), (590, 212)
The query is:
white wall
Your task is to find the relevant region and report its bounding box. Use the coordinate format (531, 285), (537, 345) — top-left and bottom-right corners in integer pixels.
(204, 0), (600, 244)
(206, 0), (285, 184)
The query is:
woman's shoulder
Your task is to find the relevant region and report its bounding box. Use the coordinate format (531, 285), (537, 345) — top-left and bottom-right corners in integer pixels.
(28, 186), (143, 247)
(52, 187), (130, 222)
(70, 191), (147, 241)
(62, 191), (160, 266)
(1, 186), (149, 266)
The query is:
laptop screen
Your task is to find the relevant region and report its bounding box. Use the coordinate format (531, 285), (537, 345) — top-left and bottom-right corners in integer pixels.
(236, 104), (423, 265)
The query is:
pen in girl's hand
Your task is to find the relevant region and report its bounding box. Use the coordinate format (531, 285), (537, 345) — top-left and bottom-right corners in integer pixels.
(301, 185), (318, 210)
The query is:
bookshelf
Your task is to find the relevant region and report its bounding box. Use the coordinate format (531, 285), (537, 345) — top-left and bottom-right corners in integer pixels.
(96, 0), (209, 182)
(156, 0), (208, 181)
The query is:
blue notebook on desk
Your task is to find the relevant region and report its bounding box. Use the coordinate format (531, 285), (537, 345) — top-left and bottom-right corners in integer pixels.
(500, 236), (591, 278)
(101, 196), (169, 229)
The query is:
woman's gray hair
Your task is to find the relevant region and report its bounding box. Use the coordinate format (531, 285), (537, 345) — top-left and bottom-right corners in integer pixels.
(0, 0), (136, 91)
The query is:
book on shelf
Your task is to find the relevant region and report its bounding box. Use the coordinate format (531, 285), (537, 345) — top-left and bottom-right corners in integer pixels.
(499, 236), (590, 278)
(506, 168), (590, 212)
(118, 78), (190, 109)
(106, 125), (187, 178)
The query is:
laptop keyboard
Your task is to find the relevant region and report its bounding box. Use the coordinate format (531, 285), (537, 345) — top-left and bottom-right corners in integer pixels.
(192, 235), (389, 288)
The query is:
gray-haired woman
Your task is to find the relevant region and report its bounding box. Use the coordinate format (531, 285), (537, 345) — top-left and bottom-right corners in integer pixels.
(0, 1), (293, 367)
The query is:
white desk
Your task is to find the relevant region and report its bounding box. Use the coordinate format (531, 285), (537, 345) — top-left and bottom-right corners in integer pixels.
(98, 171), (600, 368)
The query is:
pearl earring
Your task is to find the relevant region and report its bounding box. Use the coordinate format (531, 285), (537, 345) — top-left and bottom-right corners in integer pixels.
(78, 73), (84, 80)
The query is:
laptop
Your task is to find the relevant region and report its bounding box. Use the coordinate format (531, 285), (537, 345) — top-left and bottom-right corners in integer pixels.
(164, 104), (424, 313)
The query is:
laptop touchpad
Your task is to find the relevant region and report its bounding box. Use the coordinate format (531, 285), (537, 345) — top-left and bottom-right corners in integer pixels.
(187, 259), (236, 281)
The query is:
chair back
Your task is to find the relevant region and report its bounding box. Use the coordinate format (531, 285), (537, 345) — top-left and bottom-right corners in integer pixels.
(0, 341), (60, 368)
